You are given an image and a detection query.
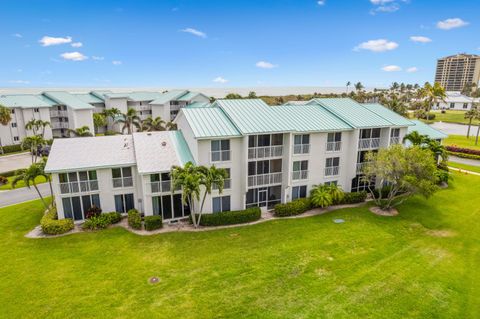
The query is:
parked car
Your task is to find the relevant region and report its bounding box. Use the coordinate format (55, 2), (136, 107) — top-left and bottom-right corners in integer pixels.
(34, 145), (51, 157)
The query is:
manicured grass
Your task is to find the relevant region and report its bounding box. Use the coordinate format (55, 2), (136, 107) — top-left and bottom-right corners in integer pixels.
(0, 175), (47, 190)
(408, 110), (480, 125)
(448, 161), (480, 173)
(0, 173), (479, 318)
(445, 134), (480, 151)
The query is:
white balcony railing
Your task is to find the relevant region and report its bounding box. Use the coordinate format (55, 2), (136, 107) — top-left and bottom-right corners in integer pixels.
(59, 180), (99, 194)
(248, 145), (283, 159)
(358, 138), (381, 150)
(356, 162), (369, 174)
(149, 180), (172, 193)
(292, 170), (309, 181)
(293, 144), (310, 155)
(324, 166), (340, 177)
(51, 122), (70, 129)
(112, 177), (133, 188)
(390, 137), (400, 145)
(50, 110), (68, 118)
(210, 150), (231, 162)
(326, 141), (342, 152)
(213, 179), (231, 190)
(248, 172), (282, 187)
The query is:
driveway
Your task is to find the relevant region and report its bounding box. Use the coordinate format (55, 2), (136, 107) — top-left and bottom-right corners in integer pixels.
(0, 152), (32, 173)
(0, 183), (50, 208)
(430, 122), (479, 136)
(449, 155), (480, 167)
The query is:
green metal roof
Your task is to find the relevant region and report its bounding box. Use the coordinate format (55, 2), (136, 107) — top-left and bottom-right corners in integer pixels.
(170, 130), (196, 165)
(362, 103), (414, 127)
(74, 93), (105, 104)
(184, 102), (211, 108)
(127, 92), (164, 101)
(177, 91), (209, 102)
(408, 120), (448, 140)
(149, 90), (188, 105)
(43, 91), (94, 110)
(0, 94), (54, 108)
(181, 107), (241, 138)
(310, 98), (393, 128)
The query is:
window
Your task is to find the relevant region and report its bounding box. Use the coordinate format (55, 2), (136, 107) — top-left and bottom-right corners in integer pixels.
(211, 140), (230, 162)
(58, 170), (98, 194)
(11, 122), (17, 128)
(327, 132), (342, 152)
(293, 134), (310, 154)
(390, 128), (400, 137)
(246, 186), (281, 209)
(62, 194), (101, 220)
(212, 196), (231, 213)
(325, 157), (340, 176)
(248, 159), (282, 175)
(11, 109), (15, 114)
(34, 108), (39, 113)
(213, 168), (231, 190)
(112, 167), (133, 188)
(150, 173), (172, 193)
(152, 194), (190, 220)
(361, 128), (380, 139)
(324, 181), (338, 186)
(13, 136), (19, 142)
(292, 186), (307, 200)
(292, 160), (308, 180)
(436, 102), (440, 107)
(450, 102), (455, 109)
(463, 103), (468, 109)
(327, 132), (342, 142)
(114, 193), (134, 213)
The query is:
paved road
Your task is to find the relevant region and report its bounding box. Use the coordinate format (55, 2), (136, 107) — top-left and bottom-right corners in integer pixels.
(0, 183), (50, 208)
(0, 152), (32, 173)
(430, 122), (479, 136)
(449, 155), (480, 167)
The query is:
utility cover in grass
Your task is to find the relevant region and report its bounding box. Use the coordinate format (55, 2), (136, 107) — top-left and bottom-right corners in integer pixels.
(333, 219), (345, 224)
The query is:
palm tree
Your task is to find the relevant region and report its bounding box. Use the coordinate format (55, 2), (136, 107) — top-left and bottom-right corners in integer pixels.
(68, 126), (93, 137)
(37, 157), (55, 203)
(474, 108), (480, 145)
(346, 81), (351, 94)
(310, 185), (333, 208)
(0, 104), (12, 154)
(103, 107), (121, 132)
(25, 119), (41, 135)
(421, 82), (446, 121)
(21, 135), (45, 163)
(426, 139), (448, 164)
(464, 105), (479, 138)
(93, 113), (107, 134)
(354, 82), (364, 92)
(38, 120), (50, 137)
(383, 95), (407, 116)
(115, 108), (140, 134)
(171, 162), (227, 228)
(12, 163), (50, 209)
(165, 121), (177, 131)
(144, 116), (166, 131)
(403, 131), (428, 146)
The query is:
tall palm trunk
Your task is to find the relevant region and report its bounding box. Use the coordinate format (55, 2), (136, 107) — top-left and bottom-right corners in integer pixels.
(33, 183), (49, 210)
(467, 118), (472, 138)
(476, 125), (480, 145)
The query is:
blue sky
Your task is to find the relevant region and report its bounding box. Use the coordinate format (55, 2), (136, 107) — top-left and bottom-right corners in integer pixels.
(1, 0), (479, 88)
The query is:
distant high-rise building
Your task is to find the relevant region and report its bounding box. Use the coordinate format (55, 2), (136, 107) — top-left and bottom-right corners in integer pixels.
(434, 53), (480, 91)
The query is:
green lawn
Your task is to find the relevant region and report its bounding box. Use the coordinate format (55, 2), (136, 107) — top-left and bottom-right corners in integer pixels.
(0, 175), (47, 190)
(0, 173), (479, 318)
(444, 135), (480, 151)
(448, 161), (480, 173)
(431, 110), (480, 125)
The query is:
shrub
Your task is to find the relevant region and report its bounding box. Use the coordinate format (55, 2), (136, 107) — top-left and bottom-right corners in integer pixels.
(274, 198), (312, 217)
(0, 170), (16, 177)
(418, 113), (435, 120)
(85, 205), (102, 219)
(103, 211), (122, 224)
(340, 192), (367, 204)
(195, 207), (261, 226)
(435, 169), (450, 184)
(446, 146), (480, 156)
(447, 151), (480, 160)
(1, 144), (23, 154)
(128, 209), (142, 230)
(41, 209), (74, 235)
(0, 176), (8, 185)
(82, 215), (110, 230)
(144, 215), (162, 231)
(104, 130), (118, 136)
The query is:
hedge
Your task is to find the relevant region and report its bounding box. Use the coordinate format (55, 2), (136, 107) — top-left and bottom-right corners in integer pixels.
(41, 209), (74, 235)
(194, 207), (261, 226)
(127, 209), (142, 230)
(446, 146), (480, 156)
(274, 198), (312, 217)
(338, 192), (367, 204)
(144, 215), (162, 231)
(447, 151), (480, 160)
(0, 144), (23, 154)
(104, 211), (122, 224)
(82, 212), (122, 230)
(0, 170), (16, 177)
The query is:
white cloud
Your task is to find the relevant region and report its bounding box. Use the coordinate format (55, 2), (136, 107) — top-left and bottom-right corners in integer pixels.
(213, 76), (228, 83)
(8, 80), (30, 84)
(71, 42), (83, 48)
(317, 0), (326, 5)
(406, 67), (418, 73)
(12, 33), (22, 38)
(180, 28), (207, 38)
(370, 0), (394, 4)
(92, 56), (105, 61)
(39, 36), (72, 46)
(354, 39), (399, 52)
(437, 18), (468, 30)
(112, 60), (122, 65)
(382, 65), (402, 72)
(60, 51), (88, 61)
(410, 36), (432, 43)
(256, 61), (278, 69)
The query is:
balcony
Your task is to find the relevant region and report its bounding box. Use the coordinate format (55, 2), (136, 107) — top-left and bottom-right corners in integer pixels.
(50, 110), (68, 118)
(210, 150), (231, 162)
(324, 166), (339, 177)
(112, 177), (133, 188)
(292, 170), (308, 181)
(358, 138), (380, 150)
(149, 180), (173, 193)
(213, 178), (231, 190)
(326, 141), (342, 152)
(248, 145), (283, 159)
(293, 144), (310, 155)
(51, 122), (70, 129)
(247, 172), (282, 187)
(356, 162), (369, 174)
(390, 137), (400, 145)
(59, 180), (99, 194)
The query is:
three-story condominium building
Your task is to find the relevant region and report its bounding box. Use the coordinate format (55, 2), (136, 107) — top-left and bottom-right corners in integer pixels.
(46, 98), (446, 223)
